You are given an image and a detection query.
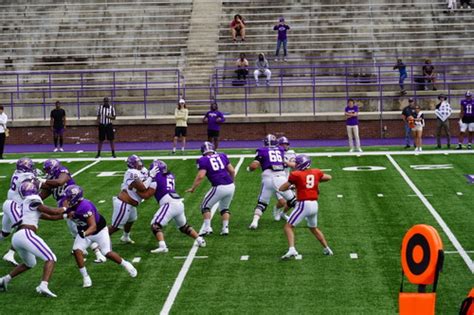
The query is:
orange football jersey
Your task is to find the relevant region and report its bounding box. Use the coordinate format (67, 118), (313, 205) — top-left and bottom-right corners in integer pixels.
(288, 168), (324, 201)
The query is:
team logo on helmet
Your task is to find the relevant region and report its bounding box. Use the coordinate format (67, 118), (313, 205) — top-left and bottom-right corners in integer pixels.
(278, 136), (290, 146)
(263, 134), (278, 147)
(149, 160), (168, 174)
(19, 180), (39, 199)
(43, 159), (61, 176)
(16, 157), (35, 173)
(295, 154), (312, 170)
(127, 155), (143, 170)
(201, 141), (215, 155)
(64, 185), (84, 207)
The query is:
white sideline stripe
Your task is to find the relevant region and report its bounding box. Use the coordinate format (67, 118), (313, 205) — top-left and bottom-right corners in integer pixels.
(173, 256), (208, 259)
(71, 160), (101, 177)
(240, 255), (249, 261)
(386, 154), (474, 274)
(445, 251), (474, 255)
(159, 157), (245, 315)
(132, 257), (141, 264)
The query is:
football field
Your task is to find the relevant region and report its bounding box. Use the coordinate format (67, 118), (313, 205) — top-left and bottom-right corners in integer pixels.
(0, 149), (472, 314)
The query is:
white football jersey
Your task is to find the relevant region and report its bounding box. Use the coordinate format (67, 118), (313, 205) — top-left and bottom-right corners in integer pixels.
(21, 195), (44, 228)
(284, 149), (297, 177)
(121, 168), (148, 203)
(7, 171), (36, 203)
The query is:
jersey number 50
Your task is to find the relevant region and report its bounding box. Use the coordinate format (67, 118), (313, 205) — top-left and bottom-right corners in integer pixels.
(269, 150), (283, 162)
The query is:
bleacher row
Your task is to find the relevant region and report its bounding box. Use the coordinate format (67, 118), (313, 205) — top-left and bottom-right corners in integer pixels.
(0, 0), (473, 118)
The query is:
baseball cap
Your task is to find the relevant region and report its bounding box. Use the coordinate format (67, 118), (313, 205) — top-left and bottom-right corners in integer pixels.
(178, 98), (185, 104)
(408, 97), (414, 102)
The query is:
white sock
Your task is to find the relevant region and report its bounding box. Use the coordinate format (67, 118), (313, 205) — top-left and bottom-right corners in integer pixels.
(181, 147), (185, 151)
(204, 219), (211, 229)
(123, 232), (130, 238)
(4, 274), (12, 283)
(79, 267), (88, 278)
(158, 241), (166, 248)
(289, 246), (296, 252)
(120, 259), (129, 267)
(252, 214), (261, 223)
(222, 220), (229, 229)
(40, 281), (48, 289)
(172, 148), (176, 152)
(254, 209), (263, 217)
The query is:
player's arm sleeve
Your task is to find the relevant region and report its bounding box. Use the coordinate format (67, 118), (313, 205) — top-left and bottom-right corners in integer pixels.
(29, 197), (44, 211)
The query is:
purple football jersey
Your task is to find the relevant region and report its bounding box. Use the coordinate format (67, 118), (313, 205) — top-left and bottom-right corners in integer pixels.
(49, 166), (76, 201)
(345, 105), (359, 126)
(69, 199), (106, 235)
(461, 99), (474, 118)
(153, 172), (178, 203)
(197, 153), (233, 186)
(255, 147), (285, 171)
(204, 110), (225, 131)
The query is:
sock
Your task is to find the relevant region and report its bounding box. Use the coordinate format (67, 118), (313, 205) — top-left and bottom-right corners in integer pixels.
(79, 267), (88, 278)
(59, 138), (63, 147)
(4, 274), (11, 283)
(123, 232), (130, 238)
(40, 281), (48, 288)
(158, 241), (166, 248)
(252, 214), (261, 223)
(112, 150), (116, 155)
(222, 220), (229, 229)
(172, 147), (176, 152)
(97, 150), (101, 156)
(289, 246), (296, 252)
(120, 259), (128, 266)
(181, 147), (185, 151)
(54, 138), (58, 147)
(254, 209), (263, 217)
(204, 219), (211, 229)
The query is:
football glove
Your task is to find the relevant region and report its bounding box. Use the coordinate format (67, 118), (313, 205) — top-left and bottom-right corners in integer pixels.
(148, 166), (160, 178)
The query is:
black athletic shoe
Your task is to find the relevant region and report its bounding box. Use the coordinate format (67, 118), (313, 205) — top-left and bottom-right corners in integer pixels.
(456, 144), (462, 150)
(404, 145), (410, 149)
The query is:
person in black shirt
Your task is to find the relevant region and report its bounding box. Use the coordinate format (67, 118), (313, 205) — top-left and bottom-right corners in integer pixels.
(50, 101), (66, 152)
(401, 98), (416, 148)
(96, 97), (116, 158)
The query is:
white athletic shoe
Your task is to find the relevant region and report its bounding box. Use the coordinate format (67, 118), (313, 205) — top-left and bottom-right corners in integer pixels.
(272, 207), (282, 221)
(196, 237), (206, 247)
(36, 285), (57, 298)
(249, 221), (258, 230)
(122, 261), (137, 278)
(59, 148), (64, 152)
(120, 235), (135, 244)
(53, 148), (58, 152)
(150, 247), (169, 254)
(220, 227), (229, 236)
(83, 275), (92, 288)
(349, 148), (354, 153)
(3, 252), (18, 266)
(94, 251), (107, 263)
(323, 247), (334, 256)
(199, 227), (213, 236)
(357, 148), (363, 153)
(281, 248), (299, 260)
(0, 277), (8, 292)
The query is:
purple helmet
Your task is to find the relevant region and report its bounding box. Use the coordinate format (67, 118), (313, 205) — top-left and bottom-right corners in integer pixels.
(150, 160), (168, 174)
(295, 154), (311, 170)
(127, 154), (143, 170)
(16, 157), (35, 173)
(466, 91), (472, 98)
(263, 134), (278, 147)
(278, 136), (290, 146)
(19, 180), (39, 199)
(201, 141), (215, 155)
(63, 185), (84, 207)
(43, 159), (61, 176)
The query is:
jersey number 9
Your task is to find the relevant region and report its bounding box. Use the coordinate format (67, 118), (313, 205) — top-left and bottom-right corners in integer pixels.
(306, 174), (315, 189)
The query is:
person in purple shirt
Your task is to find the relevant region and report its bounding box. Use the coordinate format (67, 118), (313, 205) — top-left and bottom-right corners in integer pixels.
(63, 185), (137, 288)
(186, 142), (235, 236)
(345, 99), (362, 152)
(457, 91), (474, 150)
(203, 102), (225, 150)
(136, 160), (205, 253)
(247, 134), (296, 229)
(273, 17), (290, 62)
(39, 159), (75, 202)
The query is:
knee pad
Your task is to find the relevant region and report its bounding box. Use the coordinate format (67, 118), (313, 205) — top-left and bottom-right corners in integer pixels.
(201, 207), (211, 214)
(256, 201), (268, 213)
(151, 223), (163, 235)
(179, 224), (193, 236)
(287, 197), (297, 209)
(220, 209), (230, 216)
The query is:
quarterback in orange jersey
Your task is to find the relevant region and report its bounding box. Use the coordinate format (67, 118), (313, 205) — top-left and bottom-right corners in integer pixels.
(279, 154), (334, 259)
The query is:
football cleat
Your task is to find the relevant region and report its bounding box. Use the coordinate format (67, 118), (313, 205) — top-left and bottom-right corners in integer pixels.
(196, 237), (206, 247)
(122, 261), (138, 278)
(468, 144), (472, 150)
(272, 207), (282, 221)
(0, 277), (8, 292)
(357, 148), (363, 153)
(248, 221), (258, 230)
(83, 276), (92, 288)
(281, 248), (299, 260)
(120, 235), (135, 244)
(3, 252), (18, 266)
(94, 252), (106, 263)
(150, 247), (169, 254)
(199, 227), (213, 236)
(323, 247), (334, 256)
(36, 285), (57, 298)
(220, 227), (229, 236)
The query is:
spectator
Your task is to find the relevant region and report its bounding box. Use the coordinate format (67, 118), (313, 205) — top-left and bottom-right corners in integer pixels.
(461, 0), (471, 9)
(0, 106), (7, 159)
(230, 14), (246, 43)
(412, 105), (425, 152)
(96, 97), (116, 158)
(446, 0), (457, 13)
(345, 99), (362, 152)
(457, 90), (474, 150)
(422, 59), (437, 91)
(435, 94), (452, 149)
(172, 98), (188, 154)
(393, 59), (407, 94)
(203, 102), (225, 150)
(235, 53), (249, 80)
(254, 53), (271, 86)
(273, 17), (290, 62)
(401, 98), (416, 148)
(50, 100), (66, 152)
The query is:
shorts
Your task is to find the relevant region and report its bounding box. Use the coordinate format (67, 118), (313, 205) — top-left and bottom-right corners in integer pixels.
(258, 170), (295, 205)
(287, 200), (319, 228)
(99, 124), (114, 141)
(412, 125), (423, 132)
(12, 229), (57, 267)
(111, 196), (137, 229)
(53, 127), (64, 136)
(175, 127), (187, 137)
(208, 129), (220, 138)
(73, 227), (112, 255)
(201, 183), (235, 212)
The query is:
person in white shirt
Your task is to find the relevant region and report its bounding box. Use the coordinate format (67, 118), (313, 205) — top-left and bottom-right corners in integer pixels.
(0, 106), (7, 159)
(435, 94), (452, 149)
(412, 105), (425, 152)
(172, 99), (189, 154)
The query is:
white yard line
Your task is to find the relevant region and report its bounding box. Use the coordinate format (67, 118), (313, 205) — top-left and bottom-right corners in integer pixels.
(159, 157), (245, 315)
(445, 250), (474, 255)
(71, 160), (101, 177)
(386, 154), (474, 274)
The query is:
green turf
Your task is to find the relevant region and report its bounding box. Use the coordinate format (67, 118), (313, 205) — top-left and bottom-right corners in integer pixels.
(0, 151), (472, 314)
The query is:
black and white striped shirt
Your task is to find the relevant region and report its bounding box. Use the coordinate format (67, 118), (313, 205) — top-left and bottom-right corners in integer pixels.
(97, 104), (116, 125)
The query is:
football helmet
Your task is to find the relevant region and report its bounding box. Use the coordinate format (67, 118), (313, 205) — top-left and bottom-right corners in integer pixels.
(201, 141), (215, 155)
(465, 91), (472, 98)
(127, 154), (144, 170)
(149, 160), (168, 174)
(263, 134), (278, 147)
(295, 154), (311, 170)
(19, 180), (39, 198)
(63, 185), (84, 207)
(16, 157), (35, 173)
(43, 159), (61, 176)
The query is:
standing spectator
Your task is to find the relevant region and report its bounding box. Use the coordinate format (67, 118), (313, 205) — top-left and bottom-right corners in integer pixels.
(230, 14), (246, 43)
(273, 17), (290, 62)
(401, 98), (416, 148)
(254, 53), (271, 86)
(461, 0), (471, 9)
(446, 0), (457, 13)
(235, 53), (249, 81)
(412, 105), (425, 152)
(435, 94), (452, 149)
(457, 90), (474, 150)
(0, 106), (7, 159)
(203, 102), (225, 150)
(96, 97), (116, 158)
(172, 98), (188, 154)
(422, 59), (437, 91)
(50, 101), (66, 152)
(345, 99), (362, 152)
(393, 59), (408, 94)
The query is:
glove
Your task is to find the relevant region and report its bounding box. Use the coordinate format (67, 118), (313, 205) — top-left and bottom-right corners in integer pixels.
(78, 230), (86, 238)
(246, 166), (250, 172)
(148, 166), (160, 178)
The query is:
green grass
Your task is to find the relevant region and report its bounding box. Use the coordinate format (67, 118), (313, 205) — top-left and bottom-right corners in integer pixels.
(0, 151), (472, 314)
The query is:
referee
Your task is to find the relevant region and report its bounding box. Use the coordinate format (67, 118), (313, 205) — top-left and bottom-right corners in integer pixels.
(96, 97), (116, 158)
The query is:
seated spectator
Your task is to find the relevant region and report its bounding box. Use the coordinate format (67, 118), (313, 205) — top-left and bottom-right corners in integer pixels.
(254, 53), (271, 86)
(393, 59), (407, 95)
(235, 53), (249, 80)
(461, 0), (471, 9)
(422, 59), (437, 91)
(230, 14), (246, 43)
(273, 17), (290, 62)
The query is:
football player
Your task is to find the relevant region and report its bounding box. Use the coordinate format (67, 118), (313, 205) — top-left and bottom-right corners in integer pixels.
(186, 142), (235, 236)
(272, 136), (296, 221)
(247, 134), (296, 229)
(279, 155), (333, 259)
(108, 154), (152, 244)
(0, 181), (67, 297)
(63, 185), (137, 288)
(1, 157), (38, 265)
(136, 160), (205, 253)
(457, 91), (474, 150)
